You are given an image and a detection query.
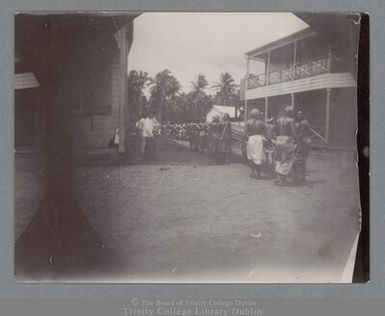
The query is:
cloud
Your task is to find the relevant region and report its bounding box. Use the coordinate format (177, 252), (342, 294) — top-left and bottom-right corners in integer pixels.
(128, 13), (308, 94)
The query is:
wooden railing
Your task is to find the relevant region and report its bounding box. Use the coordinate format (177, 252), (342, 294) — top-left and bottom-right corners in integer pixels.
(247, 56), (331, 90)
(309, 125), (327, 143)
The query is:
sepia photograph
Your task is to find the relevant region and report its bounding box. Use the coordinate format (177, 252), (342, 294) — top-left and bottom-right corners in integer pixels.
(14, 12), (368, 283)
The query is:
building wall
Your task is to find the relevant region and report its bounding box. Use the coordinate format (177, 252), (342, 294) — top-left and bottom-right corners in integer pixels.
(265, 94), (292, 119)
(329, 87), (357, 146)
(296, 35), (329, 64)
(269, 43), (294, 72)
(295, 89), (327, 127)
(70, 51), (121, 149)
(265, 34), (328, 75)
(15, 88), (42, 148)
(294, 88), (357, 146)
(245, 98), (265, 120)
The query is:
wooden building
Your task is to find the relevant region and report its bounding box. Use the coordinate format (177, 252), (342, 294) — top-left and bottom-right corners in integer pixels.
(240, 15), (359, 147)
(15, 13), (138, 154)
(14, 13), (139, 244)
(15, 14), (141, 277)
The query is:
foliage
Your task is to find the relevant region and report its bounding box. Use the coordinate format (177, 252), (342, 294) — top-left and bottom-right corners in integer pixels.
(187, 74), (213, 122)
(127, 70), (150, 123)
(212, 72), (239, 106)
(148, 69), (181, 124)
(128, 69), (240, 124)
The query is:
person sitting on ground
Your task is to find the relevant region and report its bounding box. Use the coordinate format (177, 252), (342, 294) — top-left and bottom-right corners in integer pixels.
(244, 109), (267, 179)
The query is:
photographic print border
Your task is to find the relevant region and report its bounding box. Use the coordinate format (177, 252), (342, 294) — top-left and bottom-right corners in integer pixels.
(0, 0), (383, 314)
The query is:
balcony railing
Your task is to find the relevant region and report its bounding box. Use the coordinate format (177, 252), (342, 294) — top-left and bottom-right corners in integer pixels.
(247, 56), (331, 90)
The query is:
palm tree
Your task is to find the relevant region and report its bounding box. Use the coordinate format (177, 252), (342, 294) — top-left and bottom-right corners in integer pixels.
(148, 69), (181, 124)
(127, 70), (150, 123)
(212, 72), (239, 105)
(188, 74), (213, 122)
(190, 74), (208, 111)
(191, 74), (208, 93)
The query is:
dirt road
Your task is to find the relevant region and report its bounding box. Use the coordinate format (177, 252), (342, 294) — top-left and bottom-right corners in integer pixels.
(72, 137), (360, 282)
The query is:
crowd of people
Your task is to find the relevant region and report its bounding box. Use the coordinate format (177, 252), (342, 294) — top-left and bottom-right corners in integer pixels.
(133, 106), (312, 186)
(164, 114), (233, 163)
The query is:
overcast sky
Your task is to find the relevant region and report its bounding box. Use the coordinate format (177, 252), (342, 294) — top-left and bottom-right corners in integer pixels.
(128, 13), (308, 95)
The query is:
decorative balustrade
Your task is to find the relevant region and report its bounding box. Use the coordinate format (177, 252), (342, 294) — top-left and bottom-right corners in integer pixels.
(247, 56), (331, 90)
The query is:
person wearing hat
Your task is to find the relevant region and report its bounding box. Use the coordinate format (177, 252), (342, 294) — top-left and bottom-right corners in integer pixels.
(272, 105), (296, 185)
(293, 110), (312, 184)
(244, 108), (267, 178)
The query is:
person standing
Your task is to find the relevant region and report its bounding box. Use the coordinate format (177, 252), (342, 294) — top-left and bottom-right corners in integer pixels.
(135, 117), (145, 154)
(220, 113), (233, 163)
(111, 128), (120, 153)
(244, 109), (267, 178)
(137, 109), (159, 162)
(198, 122), (209, 153)
(293, 110), (312, 184)
(208, 115), (221, 159)
(272, 105), (296, 185)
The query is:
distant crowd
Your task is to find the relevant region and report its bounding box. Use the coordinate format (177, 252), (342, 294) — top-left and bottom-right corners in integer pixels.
(163, 114), (234, 163)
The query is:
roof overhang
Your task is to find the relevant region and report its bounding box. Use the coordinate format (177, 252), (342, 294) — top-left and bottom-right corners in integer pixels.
(242, 73), (356, 100)
(14, 72), (40, 90)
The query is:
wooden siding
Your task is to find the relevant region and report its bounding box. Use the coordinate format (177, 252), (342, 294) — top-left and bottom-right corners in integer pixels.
(243, 72), (356, 100)
(70, 52), (121, 148)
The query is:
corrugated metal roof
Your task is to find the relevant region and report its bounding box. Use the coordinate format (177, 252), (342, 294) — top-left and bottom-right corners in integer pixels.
(14, 73), (40, 90)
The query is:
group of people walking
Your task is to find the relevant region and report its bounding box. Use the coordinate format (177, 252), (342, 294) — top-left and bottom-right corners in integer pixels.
(245, 106), (311, 186)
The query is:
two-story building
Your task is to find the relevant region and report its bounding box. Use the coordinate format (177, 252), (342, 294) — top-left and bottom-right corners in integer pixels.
(240, 23), (358, 147)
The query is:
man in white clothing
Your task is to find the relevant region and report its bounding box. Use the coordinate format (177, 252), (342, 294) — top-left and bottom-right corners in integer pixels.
(136, 109), (159, 161)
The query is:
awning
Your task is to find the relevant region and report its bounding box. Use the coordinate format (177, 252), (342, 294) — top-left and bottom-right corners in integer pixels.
(14, 72), (40, 90)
